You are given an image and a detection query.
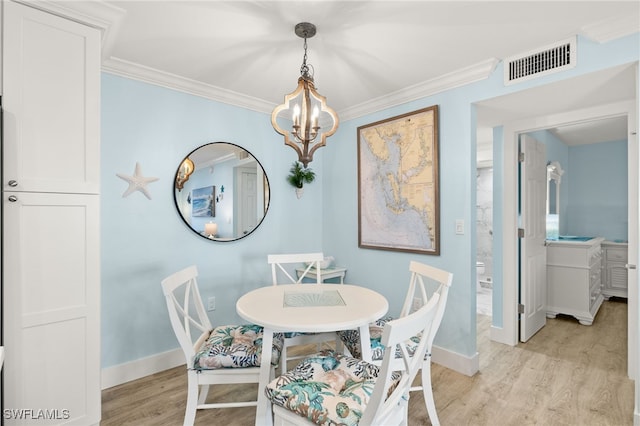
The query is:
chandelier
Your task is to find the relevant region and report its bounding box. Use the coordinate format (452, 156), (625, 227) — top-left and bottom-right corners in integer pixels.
(271, 22), (339, 168)
(175, 157), (194, 191)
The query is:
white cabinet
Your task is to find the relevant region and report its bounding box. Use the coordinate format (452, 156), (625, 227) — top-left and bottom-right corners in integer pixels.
(546, 238), (604, 325)
(3, 193), (100, 424)
(602, 242), (628, 299)
(2, 1), (100, 194)
(2, 2), (101, 425)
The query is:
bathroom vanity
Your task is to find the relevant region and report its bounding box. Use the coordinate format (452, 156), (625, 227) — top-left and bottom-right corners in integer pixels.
(546, 237), (605, 325)
(601, 241), (628, 299)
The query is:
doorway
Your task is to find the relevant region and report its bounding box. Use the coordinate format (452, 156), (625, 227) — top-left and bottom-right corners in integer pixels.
(503, 102), (637, 372)
(475, 63), (637, 365)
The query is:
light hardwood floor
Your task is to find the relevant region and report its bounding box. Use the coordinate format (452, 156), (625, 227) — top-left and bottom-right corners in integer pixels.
(102, 299), (633, 425)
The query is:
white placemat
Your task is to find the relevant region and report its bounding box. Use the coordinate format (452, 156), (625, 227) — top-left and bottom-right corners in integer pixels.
(283, 289), (346, 307)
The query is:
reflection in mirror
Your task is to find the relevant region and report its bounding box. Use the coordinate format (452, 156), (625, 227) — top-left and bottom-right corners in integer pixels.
(546, 161), (563, 215)
(546, 161), (563, 240)
(548, 177), (558, 215)
(174, 142), (270, 241)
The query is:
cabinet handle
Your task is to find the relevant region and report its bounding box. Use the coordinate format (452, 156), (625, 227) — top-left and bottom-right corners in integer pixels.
(8, 195), (18, 202)
(626, 264), (637, 270)
(8, 180), (18, 187)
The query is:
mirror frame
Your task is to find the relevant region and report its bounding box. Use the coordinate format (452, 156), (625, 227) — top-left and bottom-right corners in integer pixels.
(173, 142), (270, 242)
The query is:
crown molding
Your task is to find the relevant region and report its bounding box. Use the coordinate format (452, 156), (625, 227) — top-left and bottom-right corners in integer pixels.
(581, 14), (640, 43)
(103, 56), (499, 122)
(339, 58), (500, 122)
(102, 57), (276, 114)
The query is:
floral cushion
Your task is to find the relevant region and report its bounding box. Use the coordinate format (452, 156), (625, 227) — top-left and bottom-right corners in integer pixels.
(337, 316), (424, 360)
(193, 324), (284, 370)
(265, 349), (400, 425)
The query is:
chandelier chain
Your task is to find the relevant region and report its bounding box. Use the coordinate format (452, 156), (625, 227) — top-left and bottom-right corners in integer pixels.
(300, 35), (312, 79)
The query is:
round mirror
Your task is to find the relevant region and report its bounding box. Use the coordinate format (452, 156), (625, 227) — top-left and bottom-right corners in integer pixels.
(173, 142), (270, 241)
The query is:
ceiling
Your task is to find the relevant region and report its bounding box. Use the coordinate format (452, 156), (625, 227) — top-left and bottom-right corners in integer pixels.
(475, 62), (637, 147)
(40, 1), (639, 145)
(548, 116), (629, 146)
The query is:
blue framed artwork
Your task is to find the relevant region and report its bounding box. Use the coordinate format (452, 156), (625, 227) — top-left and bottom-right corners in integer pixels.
(191, 185), (216, 217)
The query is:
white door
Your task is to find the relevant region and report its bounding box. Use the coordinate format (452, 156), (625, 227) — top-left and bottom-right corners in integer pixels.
(519, 134), (548, 342)
(237, 167), (258, 236)
(626, 105), (638, 380)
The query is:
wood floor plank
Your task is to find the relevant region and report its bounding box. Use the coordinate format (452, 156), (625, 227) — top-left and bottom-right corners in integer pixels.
(102, 299), (633, 425)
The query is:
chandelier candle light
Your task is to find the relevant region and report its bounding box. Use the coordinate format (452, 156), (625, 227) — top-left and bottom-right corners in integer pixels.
(271, 22), (339, 168)
(175, 157), (194, 191)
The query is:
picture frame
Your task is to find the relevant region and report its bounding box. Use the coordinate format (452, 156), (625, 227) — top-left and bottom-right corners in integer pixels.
(191, 185), (216, 217)
(357, 105), (440, 255)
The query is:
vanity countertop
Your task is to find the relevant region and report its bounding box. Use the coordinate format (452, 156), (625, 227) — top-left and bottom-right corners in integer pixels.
(602, 240), (628, 246)
(546, 236), (605, 246)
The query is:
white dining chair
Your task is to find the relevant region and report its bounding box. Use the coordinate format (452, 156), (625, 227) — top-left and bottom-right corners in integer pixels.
(266, 290), (441, 425)
(337, 260), (453, 426)
(267, 252), (343, 373)
(161, 265), (284, 425)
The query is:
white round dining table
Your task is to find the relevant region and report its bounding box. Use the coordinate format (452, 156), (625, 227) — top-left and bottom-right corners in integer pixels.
(236, 283), (388, 426)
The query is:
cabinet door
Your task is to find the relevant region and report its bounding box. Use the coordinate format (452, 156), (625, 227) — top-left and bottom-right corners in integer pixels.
(3, 1), (100, 194)
(3, 192), (100, 425)
(607, 263), (629, 294)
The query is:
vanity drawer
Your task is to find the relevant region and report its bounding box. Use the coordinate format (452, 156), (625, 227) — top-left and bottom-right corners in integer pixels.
(606, 247), (627, 262)
(547, 240), (603, 268)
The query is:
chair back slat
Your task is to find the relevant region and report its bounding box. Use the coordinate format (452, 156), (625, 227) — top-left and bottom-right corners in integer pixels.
(267, 252), (323, 284)
(399, 261), (453, 348)
(161, 265), (213, 364)
(361, 292), (440, 425)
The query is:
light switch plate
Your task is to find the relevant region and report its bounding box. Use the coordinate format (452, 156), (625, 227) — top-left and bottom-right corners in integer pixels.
(455, 219), (464, 235)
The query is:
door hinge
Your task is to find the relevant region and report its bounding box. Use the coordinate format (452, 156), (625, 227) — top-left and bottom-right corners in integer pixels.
(518, 303), (525, 314)
(518, 152), (525, 162)
(518, 228), (525, 238)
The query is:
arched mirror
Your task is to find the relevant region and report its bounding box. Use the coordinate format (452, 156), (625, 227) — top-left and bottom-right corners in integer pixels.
(546, 161), (564, 216)
(546, 160), (564, 240)
(174, 142), (270, 241)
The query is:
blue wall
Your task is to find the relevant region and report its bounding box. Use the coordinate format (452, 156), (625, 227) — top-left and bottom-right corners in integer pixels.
(101, 32), (639, 369)
(526, 130), (628, 241)
(101, 75), (324, 367)
(567, 140), (628, 240)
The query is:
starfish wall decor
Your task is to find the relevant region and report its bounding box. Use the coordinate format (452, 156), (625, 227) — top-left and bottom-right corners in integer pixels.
(116, 162), (159, 200)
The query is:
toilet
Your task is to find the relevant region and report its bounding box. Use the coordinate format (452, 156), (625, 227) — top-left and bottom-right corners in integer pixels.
(476, 261), (485, 291)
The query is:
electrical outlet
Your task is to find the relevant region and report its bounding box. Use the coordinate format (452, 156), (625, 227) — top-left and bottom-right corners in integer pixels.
(207, 296), (216, 311)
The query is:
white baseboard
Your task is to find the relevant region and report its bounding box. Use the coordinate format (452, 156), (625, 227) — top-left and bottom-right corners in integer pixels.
(432, 344), (479, 377)
(489, 324), (516, 346)
(102, 344), (478, 390)
(101, 348), (184, 390)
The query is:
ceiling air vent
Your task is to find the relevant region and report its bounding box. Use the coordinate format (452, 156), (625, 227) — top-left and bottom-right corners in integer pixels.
(504, 37), (576, 85)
